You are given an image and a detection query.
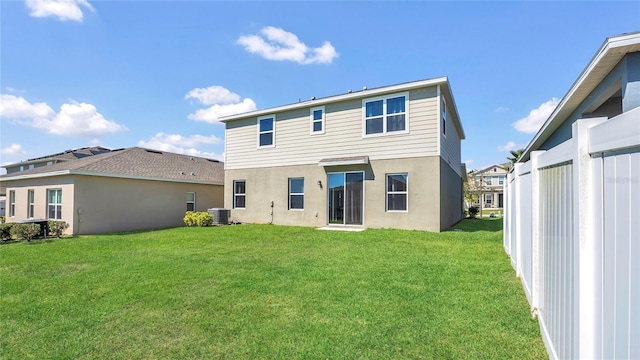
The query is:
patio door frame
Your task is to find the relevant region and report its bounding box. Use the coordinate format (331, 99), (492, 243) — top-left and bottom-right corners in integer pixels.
(327, 171), (365, 226)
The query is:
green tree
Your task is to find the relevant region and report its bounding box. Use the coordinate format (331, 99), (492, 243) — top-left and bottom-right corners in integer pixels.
(505, 149), (524, 170)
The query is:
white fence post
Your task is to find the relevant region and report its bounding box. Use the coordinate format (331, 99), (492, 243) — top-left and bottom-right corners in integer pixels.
(572, 117), (607, 359)
(512, 163), (523, 272)
(530, 150), (544, 314)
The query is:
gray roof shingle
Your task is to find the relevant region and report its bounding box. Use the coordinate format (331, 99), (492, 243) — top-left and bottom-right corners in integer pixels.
(0, 147), (224, 184)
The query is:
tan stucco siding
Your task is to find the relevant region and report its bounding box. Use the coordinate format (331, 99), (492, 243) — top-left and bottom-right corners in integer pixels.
(225, 156), (445, 231)
(4, 175), (223, 235)
(73, 176), (223, 234)
(4, 176), (75, 234)
(440, 95), (462, 176)
(225, 87), (439, 170)
(439, 157), (464, 229)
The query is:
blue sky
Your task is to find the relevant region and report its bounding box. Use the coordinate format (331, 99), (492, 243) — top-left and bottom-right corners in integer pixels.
(1, 1), (639, 173)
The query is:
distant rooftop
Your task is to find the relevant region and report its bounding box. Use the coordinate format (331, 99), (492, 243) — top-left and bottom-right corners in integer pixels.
(3, 146), (113, 168)
(0, 147), (224, 185)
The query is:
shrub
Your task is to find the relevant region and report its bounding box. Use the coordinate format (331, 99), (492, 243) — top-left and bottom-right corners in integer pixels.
(48, 220), (69, 238)
(184, 211), (213, 227)
(196, 212), (214, 227)
(0, 216), (5, 224)
(184, 211), (197, 227)
(468, 206), (479, 219)
(0, 223), (13, 241)
(10, 223), (41, 241)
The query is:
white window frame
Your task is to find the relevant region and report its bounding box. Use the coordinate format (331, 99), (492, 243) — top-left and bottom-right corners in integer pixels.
(257, 114), (276, 148)
(9, 190), (15, 217)
(499, 176), (505, 185)
(233, 180), (246, 209)
(486, 194), (493, 205)
(362, 92), (409, 137)
(441, 96), (447, 137)
(385, 173), (408, 212)
(47, 188), (62, 220)
(28, 189), (35, 218)
(288, 178), (304, 210)
(186, 192), (196, 212)
(486, 176), (493, 185)
(310, 106), (325, 135)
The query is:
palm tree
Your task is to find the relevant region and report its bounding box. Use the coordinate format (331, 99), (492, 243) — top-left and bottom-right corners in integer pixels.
(505, 149), (524, 170)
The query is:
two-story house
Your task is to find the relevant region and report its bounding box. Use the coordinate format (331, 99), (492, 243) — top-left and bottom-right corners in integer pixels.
(468, 164), (509, 210)
(220, 77), (465, 232)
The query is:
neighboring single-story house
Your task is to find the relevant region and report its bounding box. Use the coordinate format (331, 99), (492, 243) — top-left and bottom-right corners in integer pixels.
(504, 32), (639, 359)
(220, 77), (466, 232)
(1, 147), (224, 235)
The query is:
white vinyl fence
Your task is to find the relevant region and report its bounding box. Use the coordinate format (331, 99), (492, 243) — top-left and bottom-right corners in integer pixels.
(504, 108), (640, 360)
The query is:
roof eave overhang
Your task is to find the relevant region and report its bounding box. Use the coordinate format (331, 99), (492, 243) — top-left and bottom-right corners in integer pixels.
(519, 32), (640, 163)
(1, 170), (223, 186)
(318, 156), (370, 167)
(220, 77), (449, 123)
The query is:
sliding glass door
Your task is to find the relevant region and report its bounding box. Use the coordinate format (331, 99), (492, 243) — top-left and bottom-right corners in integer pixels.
(328, 172), (364, 225)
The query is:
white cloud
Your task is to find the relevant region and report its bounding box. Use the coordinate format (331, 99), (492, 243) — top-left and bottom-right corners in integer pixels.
(513, 98), (560, 134)
(0, 94), (55, 119)
(497, 141), (524, 152)
(185, 86), (241, 106)
(495, 106), (509, 113)
(185, 86), (257, 124)
(138, 132), (223, 161)
(1, 144), (26, 155)
(464, 159), (474, 166)
(0, 94), (127, 137)
(25, 0), (94, 22)
(5, 87), (25, 94)
(188, 99), (257, 123)
(238, 26), (338, 64)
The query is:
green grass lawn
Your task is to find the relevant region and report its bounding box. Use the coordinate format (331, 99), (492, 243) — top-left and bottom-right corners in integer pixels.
(1, 219), (546, 359)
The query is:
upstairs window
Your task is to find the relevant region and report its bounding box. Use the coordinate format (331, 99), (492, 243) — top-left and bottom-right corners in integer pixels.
(186, 192), (196, 212)
(28, 189), (35, 218)
(363, 93), (408, 136)
(310, 106), (325, 134)
(288, 178), (304, 210)
(258, 115), (275, 147)
(234, 180), (246, 209)
(499, 176), (505, 185)
(441, 96), (447, 136)
(48, 189), (62, 220)
(486, 177), (493, 186)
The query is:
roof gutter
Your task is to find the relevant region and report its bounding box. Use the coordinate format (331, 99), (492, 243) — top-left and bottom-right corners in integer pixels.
(1, 170), (223, 186)
(519, 32), (640, 163)
(219, 77), (449, 122)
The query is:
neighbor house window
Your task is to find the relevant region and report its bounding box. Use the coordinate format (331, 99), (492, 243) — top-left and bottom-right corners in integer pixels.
(310, 106), (325, 134)
(28, 189), (35, 218)
(441, 96), (447, 136)
(486, 194), (493, 205)
(186, 192), (196, 212)
(47, 189), (62, 220)
(386, 173), (408, 211)
(486, 177), (492, 185)
(9, 190), (15, 217)
(288, 178), (304, 210)
(363, 93), (408, 136)
(499, 176), (505, 185)
(258, 115), (275, 147)
(234, 180), (246, 209)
